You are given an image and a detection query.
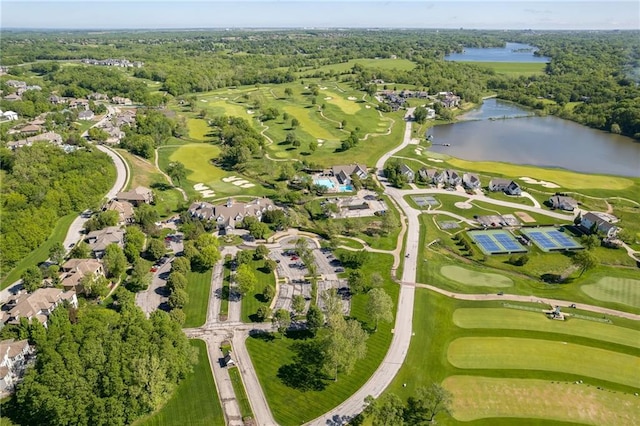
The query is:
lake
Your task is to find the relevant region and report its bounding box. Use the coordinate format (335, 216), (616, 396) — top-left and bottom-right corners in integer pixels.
(428, 99), (640, 177)
(445, 42), (550, 63)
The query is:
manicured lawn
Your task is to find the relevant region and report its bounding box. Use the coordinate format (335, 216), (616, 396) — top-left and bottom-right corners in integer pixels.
(1, 213), (76, 289)
(228, 366), (254, 420)
(448, 336), (639, 388)
(240, 259), (276, 323)
(460, 61), (547, 76)
(165, 143), (223, 183)
(444, 376), (640, 424)
(183, 269), (212, 328)
(138, 339), (224, 426)
(452, 308), (640, 348)
(335, 237), (365, 250)
(581, 276), (640, 308)
(245, 253), (399, 425)
(440, 265), (513, 288)
(187, 118), (210, 141)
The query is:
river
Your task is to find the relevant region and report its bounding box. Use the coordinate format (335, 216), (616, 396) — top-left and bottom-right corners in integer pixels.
(445, 42), (550, 63)
(427, 99), (640, 177)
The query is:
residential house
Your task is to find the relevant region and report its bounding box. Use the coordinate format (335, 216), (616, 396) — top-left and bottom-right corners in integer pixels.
(116, 186), (154, 206)
(115, 111), (136, 127)
(418, 167), (439, 184)
(437, 92), (461, 108)
(3, 94), (21, 102)
(1, 288), (77, 328)
(188, 197), (278, 233)
(85, 226), (125, 258)
(68, 99), (89, 110)
(489, 178), (522, 196)
(330, 164), (368, 186)
(48, 95), (65, 105)
(60, 259), (105, 293)
(548, 195), (579, 211)
(88, 92), (109, 101)
(101, 124), (126, 144)
(19, 124), (43, 134)
(6, 132), (64, 150)
(462, 173), (481, 189)
(426, 108), (436, 119)
(441, 169), (462, 186)
(399, 164), (415, 183)
(105, 199), (135, 224)
(1, 111), (18, 121)
(579, 212), (620, 238)
(0, 339), (34, 393)
(78, 110), (95, 121)
(112, 96), (133, 105)
(5, 80), (26, 89)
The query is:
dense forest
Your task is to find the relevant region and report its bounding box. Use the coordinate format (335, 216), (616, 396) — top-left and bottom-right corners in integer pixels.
(0, 144), (115, 275)
(1, 29), (637, 138)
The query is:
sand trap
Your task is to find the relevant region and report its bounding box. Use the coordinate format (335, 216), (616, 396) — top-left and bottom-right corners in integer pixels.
(241, 183), (255, 188)
(347, 96), (357, 101)
(519, 176), (560, 189)
(324, 97), (332, 100)
(232, 180), (249, 186)
(320, 86), (327, 90)
(200, 99), (207, 102)
(455, 202), (473, 209)
(222, 176), (239, 182)
(428, 158), (444, 163)
(193, 183), (209, 191)
(414, 149), (422, 155)
(247, 110), (254, 115)
(365, 105), (371, 109)
(200, 190), (216, 198)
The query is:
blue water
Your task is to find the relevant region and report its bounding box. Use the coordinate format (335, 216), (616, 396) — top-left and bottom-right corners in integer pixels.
(314, 178), (335, 189)
(339, 185), (354, 192)
(446, 42), (549, 63)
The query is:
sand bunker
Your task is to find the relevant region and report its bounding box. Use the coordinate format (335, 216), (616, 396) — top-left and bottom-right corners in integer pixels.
(193, 183), (208, 191)
(232, 180), (249, 186)
(427, 158), (444, 163)
(222, 176), (239, 183)
(347, 96), (357, 101)
(365, 105), (371, 109)
(324, 97), (332, 100)
(455, 202), (473, 209)
(200, 190), (216, 198)
(519, 176), (560, 189)
(241, 183), (255, 188)
(320, 86), (327, 90)
(200, 99), (207, 102)
(247, 110), (255, 115)
(414, 149), (422, 155)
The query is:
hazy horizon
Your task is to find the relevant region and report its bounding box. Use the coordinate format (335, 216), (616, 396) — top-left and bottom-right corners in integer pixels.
(1, 1), (638, 31)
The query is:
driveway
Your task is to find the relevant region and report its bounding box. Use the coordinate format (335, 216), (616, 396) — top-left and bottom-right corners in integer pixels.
(135, 259), (172, 317)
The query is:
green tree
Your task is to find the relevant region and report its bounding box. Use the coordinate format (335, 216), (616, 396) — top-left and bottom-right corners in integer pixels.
(284, 88), (293, 97)
(103, 243), (127, 279)
(68, 241), (91, 259)
(366, 288), (394, 331)
(125, 226), (146, 253)
(264, 258), (277, 273)
(195, 245), (220, 270)
(291, 118), (299, 129)
(572, 250), (597, 277)
(172, 256), (191, 275)
(167, 161), (187, 185)
(305, 305), (324, 336)
(135, 204), (159, 234)
(581, 234), (600, 250)
(273, 308), (291, 334)
(21, 265), (43, 293)
(413, 106), (428, 123)
(235, 263), (257, 296)
(88, 127), (109, 142)
(236, 250), (254, 265)
(262, 284), (276, 302)
(324, 315), (368, 381)
(169, 308), (186, 325)
(146, 239), (166, 261)
(369, 272), (384, 289)
(255, 244), (269, 259)
(168, 288), (189, 309)
(81, 273), (110, 299)
(128, 258), (151, 291)
(48, 241), (66, 264)
(348, 270), (367, 294)
(167, 271), (188, 292)
(309, 140), (318, 153)
(368, 393), (406, 426)
(256, 305), (271, 322)
(292, 294), (306, 315)
(404, 384), (453, 424)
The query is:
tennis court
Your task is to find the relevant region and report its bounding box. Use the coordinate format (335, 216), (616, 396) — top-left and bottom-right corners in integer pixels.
(520, 227), (583, 252)
(468, 229), (527, 255)
(412, 195), (439, 208)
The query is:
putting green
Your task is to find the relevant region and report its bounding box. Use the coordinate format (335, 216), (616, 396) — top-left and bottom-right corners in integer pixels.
(440, 265), (513, 288)
(168, 144), (223, 183)
(203, 99), (250, 119)
(582, 277), (640, 308)
(443, 376), (640, 424)
(187, 118), (210, 141)
(452, 308), (640, 348)
(448, 337), (640, 388)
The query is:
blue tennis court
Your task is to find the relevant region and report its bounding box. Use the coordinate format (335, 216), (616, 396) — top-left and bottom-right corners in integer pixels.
(468, 229), (527, 255)
(521, 227), (582, 252)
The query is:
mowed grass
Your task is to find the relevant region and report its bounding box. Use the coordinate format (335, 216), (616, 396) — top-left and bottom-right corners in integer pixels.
(240, 259), (276, 323)
(448, 337), (640, 388)
(187, 118), (210, 141)
(282, 105), (340, 141)
(138, 339), (224, 426)
(228, 366), (254, 420)
(321, 89), (362, 115)
(440, 265), (513, 288)
(1, 213), (76, 289)
(166, 143), (223, 183)
(581, 276), (640, 308)
(183, 269), (212, 328)
(453, 308), (640, 348)
(461, 61), (547, 76)
(443, 375), (640, 425)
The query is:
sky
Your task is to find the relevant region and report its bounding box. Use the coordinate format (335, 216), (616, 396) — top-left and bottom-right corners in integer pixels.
(1, 1), (638, 30)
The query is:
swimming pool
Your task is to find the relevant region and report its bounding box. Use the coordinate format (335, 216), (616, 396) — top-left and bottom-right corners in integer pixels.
(314, 178), (335, 189)
(339, 185), (354, 192)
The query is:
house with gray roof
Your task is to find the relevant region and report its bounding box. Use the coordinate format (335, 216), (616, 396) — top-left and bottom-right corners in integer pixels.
(462, 173), (481, 189)
(1, 288), (77, 328)
(579, 212), (620, 238)
(548, 195), (578, 211)
(116, 186), (154, 206)
(188, 197), (278, 233)
(489, 178), (521, 195)
(0, 339), (34, 394)
(399, 164), (415, 183)
(330, 164), (368, 186)
(85, 227), (125, 258)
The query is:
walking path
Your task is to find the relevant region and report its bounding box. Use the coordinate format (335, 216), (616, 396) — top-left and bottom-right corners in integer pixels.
(154, 148), (188, 201)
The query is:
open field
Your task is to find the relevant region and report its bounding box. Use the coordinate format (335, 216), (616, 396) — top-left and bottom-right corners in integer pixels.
(138, 340), (224, 426)
(461, 61), (547, 76)
(453, 308), (640, 348)
(187, 118), (210, 141)
(241, 259), (276, 323)
(165, 143), (222, 183)
(581, 276), (640, 308)
(441, 265), (513, 288)
(183, 269), (212, 328)
(444, 376), (640, 424)
(387, 290), (640, 425)
(1, 213), (75, 289)
(448, 337), (640, 388)
(246, 253), (398, 425)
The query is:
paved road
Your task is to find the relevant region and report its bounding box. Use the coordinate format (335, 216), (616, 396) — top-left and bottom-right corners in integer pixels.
(135, 260), (172, 317)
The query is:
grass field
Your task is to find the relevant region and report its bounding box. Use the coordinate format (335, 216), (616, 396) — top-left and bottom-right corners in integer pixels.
(1, 213), (76, 289)
(461, 61), (547, 76)
(246, 253), (398, 425)
(228, 366), (254, 420)
(240, 259), (276, 323)
(386, 290), (640, 425)
(581, 276), (640, 308)
(302, 58), (416, 74)
(166, 143), (223, 183)
(187, 118), (210, 141)
(440, 265), (513, 288)
(453, 308), (640, 348)
(444, 376), (640, 424)
(183, 269), (212, 328)
(448, 337), (640, 388)
(138, 339), (224, 426)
